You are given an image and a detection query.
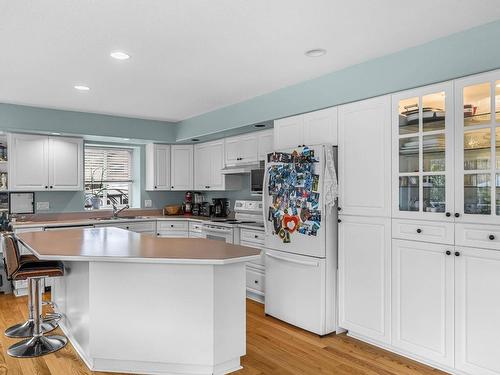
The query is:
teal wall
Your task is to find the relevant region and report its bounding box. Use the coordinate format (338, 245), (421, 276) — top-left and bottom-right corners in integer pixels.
(0, 103), (177, 142)
(177, 19), (500, 141)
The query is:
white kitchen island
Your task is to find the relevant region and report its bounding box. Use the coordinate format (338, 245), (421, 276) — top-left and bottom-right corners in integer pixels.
(16, 227), (260, 375)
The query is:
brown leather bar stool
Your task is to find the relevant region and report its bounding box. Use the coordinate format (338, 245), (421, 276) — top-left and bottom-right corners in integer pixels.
(2, 233), (67, 357)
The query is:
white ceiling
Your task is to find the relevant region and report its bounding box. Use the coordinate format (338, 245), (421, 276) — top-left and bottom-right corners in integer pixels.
(1, 1), (500, 122)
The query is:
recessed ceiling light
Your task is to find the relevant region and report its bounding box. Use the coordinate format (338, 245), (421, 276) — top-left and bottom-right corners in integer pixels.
(254, 124), (266, 128)
(74, 85), (90, 91)
(51, 132), (61, 135)
(123, 138), (130, 141)
(305, 48), (327, 57)
(191, 138), (200, 142)
(496, 83), (500, 88)
(110, 51), (130, 60)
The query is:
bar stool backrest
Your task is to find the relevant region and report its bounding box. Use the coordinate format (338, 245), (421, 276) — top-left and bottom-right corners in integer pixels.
(2, 234), (21, 279)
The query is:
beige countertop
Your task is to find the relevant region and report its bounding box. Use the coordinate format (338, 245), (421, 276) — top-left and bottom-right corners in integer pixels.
(16, 227), (260, 265)
(11, 215), (210, 229)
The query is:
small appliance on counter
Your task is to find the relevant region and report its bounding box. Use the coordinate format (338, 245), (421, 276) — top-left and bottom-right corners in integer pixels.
(212, 198), (230, 217)
(182, 191), (193, 215)
(200, 202), (213, 217)
(191, 192), (205, 216)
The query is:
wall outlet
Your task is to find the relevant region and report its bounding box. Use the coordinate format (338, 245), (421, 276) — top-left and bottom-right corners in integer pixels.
(144, 199), (152, 208)
(36, 202), (50, 211)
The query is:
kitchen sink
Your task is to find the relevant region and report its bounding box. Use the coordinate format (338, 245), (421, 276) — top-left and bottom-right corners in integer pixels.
(94, 216), (152, 221)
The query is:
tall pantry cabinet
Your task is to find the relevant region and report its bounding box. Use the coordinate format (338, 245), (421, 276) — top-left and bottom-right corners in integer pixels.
(337, 95), (392, 344)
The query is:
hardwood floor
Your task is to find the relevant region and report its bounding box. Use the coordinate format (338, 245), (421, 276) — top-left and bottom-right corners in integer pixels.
(0, 293), (446, 374)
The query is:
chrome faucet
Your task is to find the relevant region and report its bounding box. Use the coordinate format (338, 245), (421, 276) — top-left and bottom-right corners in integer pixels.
(112, 203), (129, 218)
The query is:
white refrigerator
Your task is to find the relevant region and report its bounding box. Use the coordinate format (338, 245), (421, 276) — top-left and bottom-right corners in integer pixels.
(263, 144), (338, 335)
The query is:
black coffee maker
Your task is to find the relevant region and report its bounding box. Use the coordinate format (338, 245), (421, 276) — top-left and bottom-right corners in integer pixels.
(212, 198), (229, 217)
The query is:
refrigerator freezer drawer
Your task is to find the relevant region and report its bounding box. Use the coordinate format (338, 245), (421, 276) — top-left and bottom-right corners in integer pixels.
(264, 249), (335, 335)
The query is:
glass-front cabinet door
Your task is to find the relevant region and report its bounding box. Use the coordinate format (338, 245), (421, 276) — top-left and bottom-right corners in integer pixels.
(455, 71), (500, 224)
(392, 82), (454, 220)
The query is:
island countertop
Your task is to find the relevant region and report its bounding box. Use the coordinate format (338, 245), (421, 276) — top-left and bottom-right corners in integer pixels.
(16, 227), (261, 265)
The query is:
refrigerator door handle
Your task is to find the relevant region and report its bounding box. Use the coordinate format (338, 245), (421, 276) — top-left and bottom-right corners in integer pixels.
(266, 252), (319, 267)
(262, 165), (269, 234)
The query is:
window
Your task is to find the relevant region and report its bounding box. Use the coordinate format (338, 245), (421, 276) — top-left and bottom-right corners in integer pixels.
(84, 146), (133, 209)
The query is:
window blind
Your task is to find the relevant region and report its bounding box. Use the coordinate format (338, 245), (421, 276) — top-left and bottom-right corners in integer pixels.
(84, 146), (132, 183)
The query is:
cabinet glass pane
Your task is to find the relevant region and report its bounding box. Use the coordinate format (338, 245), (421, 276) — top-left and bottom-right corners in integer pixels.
(399, 176), (419, 212)
(464, 174), (491, 215)
(464, 83), (491, 126)
(496, 127), (500, 169)
(399, 97), (419, 134)
(497, 174), (500, 215)
(423, 175), (445, 213)
(399, 137), (419, 173)
(496, 81), (500, 122)
(423, 134), (445, 172)
(464, 128), (491, 170)
(422, 92), (445, 132)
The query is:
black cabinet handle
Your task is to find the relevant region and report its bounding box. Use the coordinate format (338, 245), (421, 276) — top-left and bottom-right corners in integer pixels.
(416, 228), (422, 234)
(489, 234), (495, 240)
(446, 250), (451, 255)
(454, 213), (460, 218)
(445, 212), (451, 217)
(455, 251), (460, 257)
(337, 219), (342, 223)
(337, 207), (342, 211)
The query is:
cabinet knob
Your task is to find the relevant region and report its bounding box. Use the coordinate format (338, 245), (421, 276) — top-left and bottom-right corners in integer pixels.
(170, 224), (174, 228)
(171, 186), (174, 189)
(45, 185), (48, 189)
(157, 233), (160, 236)
(126, 226), (129, 230)
(337, 219), (342, 223)
(454, 213), (460, 218)
(489, 234), (495, 240)
(445, 212), (451, 217)
(416, 228), (422, 234)
(49, 186), (53, 189)
(154, 186), (157, 189)
(455, 251), (460, 257)
(337, 207), (342, 211)
(254, 235), (258, 238)
(254, 280), (258, 284)
(446, 250), (451, 256)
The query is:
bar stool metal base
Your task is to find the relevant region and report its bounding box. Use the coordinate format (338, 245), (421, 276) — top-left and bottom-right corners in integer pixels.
(7, 335), (67, 358)
(5, 319), (59, 338)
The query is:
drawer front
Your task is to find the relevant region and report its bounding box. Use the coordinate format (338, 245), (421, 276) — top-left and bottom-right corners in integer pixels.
(240, 229), (265, 245)
(392, 219), (454, 245)
(157, 220), (189, 232)
(157, 231), (189, 238)
(189, 221), (204, 233)
(456, 223), (500, 250)
(246, 266), (265, 293)
(128, 221), (156, 233)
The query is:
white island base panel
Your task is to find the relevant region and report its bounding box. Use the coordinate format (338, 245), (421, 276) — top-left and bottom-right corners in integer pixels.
(53, 260), (246, 375)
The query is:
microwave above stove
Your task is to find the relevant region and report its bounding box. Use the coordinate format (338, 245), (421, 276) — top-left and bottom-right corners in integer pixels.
(250, 167), (264, 194)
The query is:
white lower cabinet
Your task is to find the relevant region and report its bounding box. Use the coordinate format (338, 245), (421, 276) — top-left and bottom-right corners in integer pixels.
(239, 228), (265, 303)
(391, 239), (454, 368)
(455, 247), (500, 375)
(338, 216), (391, 344)
(156, 220), (189, 238)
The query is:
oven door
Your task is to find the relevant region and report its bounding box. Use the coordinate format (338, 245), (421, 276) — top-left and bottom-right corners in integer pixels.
(202, 225), (234, 244)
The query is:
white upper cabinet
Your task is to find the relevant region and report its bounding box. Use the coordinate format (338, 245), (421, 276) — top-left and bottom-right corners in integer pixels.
(338, 96), (391, 217)
(8, 133), (83, 191)
(257, 129), (273, 161)
(303, 106), (338, 146)
(48, 136), (83, 191)
(391, 239), (454, 367)
(454, 70), (500, 225)
(274, 107), (338, 150)
(338, 216), (391, 344)
(145, 144), (171, 191)
(273, 114), (303, 150)
(170, 145), (193, 191)
(224, 133), (258, 166)
(455, 246), (500, 375)
(392, 82), (455, 221)
(195, 139), (240, 191)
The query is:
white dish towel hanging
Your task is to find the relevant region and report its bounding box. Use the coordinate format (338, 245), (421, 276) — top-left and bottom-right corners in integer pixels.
(324, 146), (339, 213)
